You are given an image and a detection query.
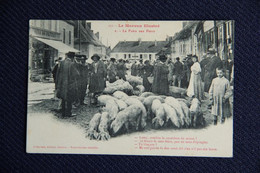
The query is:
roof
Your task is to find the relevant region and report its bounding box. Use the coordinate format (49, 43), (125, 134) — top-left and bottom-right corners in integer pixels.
(174, 21), (200, 40)
(74, 22), (105, 47)
(111, 41), (169, 53)
(156, 47), (171, 55)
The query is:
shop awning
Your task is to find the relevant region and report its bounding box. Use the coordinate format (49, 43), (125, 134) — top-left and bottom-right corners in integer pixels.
(33, 37), (80, 53)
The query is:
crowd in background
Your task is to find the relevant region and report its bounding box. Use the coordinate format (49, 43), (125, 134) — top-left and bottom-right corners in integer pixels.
(52, 48), (234, 125)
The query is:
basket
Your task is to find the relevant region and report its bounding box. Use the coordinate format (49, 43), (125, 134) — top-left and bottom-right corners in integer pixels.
(147, 76), (154, 84)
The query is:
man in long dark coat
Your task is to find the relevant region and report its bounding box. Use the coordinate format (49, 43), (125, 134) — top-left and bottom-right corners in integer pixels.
(204, 48), (223, 92)
(143, 60), (154, 92)
(74, 55), (89, 105)
(56, 52), (79, 117)
(173, 57), (183, 87)
(131, 61), (138, 76)
(117, 59), (126, 81)
(88, 54), (107, 105)
(107, 58), (117, 83)
(152, 55), (169, 95)
(137, 60), (144, 77)
(199, 53), (209, 82)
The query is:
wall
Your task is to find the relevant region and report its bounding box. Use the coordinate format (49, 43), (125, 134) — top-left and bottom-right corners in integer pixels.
(58, 21), (74, 47)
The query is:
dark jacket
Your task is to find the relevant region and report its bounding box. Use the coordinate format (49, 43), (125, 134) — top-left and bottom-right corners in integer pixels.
(89, 60), (107, 93)
(56, 58), (80, 102)
(152, 62), (169, 95)
(174, 61), (183, 75)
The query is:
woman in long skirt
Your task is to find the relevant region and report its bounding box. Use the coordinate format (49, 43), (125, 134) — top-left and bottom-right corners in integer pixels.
(187, 55), (204, 100)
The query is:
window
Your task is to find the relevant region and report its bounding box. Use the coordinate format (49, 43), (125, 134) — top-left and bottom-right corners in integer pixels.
(140, 54), (143, 59)
(149, 54), (152, 60)
(124, 54), (127, 59)
(63, 29), (66, 43)
(128, 54), (131, 58)
(69, 31), (71, 44)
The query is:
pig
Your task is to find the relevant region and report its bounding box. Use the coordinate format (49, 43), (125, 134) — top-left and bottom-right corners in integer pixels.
(162, 103), (181, 128)
(113, 91), (129, 100)
(104, 99), (119, 120)
(165, 97), (185, 127)
(143, 96), (165, 119)
(151, 99), (167, 129)
(114, 99), (128, 111)
(86, 113), (102, 140)
(98, 95), (116, 105)
(136, 85), (145, 95)
(124, 98), (147, 128)
(130, 95), (145, 103)
(189, 98), (204, 127)
(177, 98), (191, 107)
(169, 86), (187, 98)
(97, 112), (111, 140)
(110, 105), (144, 136)
(179, 101), (191, 127)
(140, 92), (156, 98)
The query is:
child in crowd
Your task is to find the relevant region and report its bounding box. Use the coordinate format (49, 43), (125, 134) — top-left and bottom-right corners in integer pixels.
(209, 68), (231, 125)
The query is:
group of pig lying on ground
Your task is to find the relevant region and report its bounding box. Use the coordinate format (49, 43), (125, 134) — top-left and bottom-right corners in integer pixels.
(86, 91), (204, 140)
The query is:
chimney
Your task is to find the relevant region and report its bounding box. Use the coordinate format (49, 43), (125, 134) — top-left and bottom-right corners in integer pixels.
(87, 22), (91, 29)
(95, 32), (99, 39)
(154, 40), (157, 46)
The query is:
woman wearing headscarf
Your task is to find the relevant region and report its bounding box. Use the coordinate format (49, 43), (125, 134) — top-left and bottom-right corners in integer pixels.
(187, 55), (204, 100)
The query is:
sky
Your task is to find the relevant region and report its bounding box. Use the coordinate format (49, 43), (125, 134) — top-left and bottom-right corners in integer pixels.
(90, 21), (183, 49)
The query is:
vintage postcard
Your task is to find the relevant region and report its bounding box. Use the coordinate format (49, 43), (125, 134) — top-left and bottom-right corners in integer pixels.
(27, 20), (234, 157)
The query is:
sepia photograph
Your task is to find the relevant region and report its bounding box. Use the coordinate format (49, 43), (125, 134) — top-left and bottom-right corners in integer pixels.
(26, 20), (234, 157)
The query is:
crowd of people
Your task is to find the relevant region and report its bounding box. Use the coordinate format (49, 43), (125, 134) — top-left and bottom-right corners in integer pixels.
(52, 48), (234, 125)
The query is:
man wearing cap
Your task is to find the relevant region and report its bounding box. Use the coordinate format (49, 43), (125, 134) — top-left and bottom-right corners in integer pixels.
(152, 55), (169, 95)
(88, 54), (107, 105)
(56, 52), (79, 117)
(204, 48), (223, 92)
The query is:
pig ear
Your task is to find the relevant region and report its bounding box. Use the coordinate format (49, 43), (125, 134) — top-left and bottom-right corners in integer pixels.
(159, 119), (164, 126)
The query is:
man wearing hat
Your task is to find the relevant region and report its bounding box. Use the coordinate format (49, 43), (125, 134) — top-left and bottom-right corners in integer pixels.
(117, 59), (127, 81)
(88, 54), (107, 105)
(152, 55), (169, 95)
(74, 55), (89, 105)
(107, 57), (117, 83)
(173, 57), (183, 87)
(56, 52), (79, 117)
(204, 48), (223, 92)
